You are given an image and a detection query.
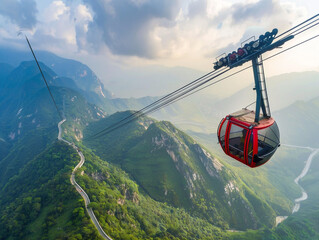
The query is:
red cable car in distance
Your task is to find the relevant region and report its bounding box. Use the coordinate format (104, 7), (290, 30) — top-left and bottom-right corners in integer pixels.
(217, 109), (280, 168)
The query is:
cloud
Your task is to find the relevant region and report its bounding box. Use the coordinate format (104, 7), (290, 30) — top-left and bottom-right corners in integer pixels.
(23, 1), (92, 55)
(42, 0), (69, 22)
(36, 1), (75, 45)
(0, 0), (308, 74)
(188, 0), (207, 19)
(83, 0), (182, 58)
(0, 0), (95, 57)
(205, 0), (306, 58)
(0, 0), (37, 29)
(232, 0), (275, 24)
(228, 0), (306, 35)
(81, 0), (306, 62)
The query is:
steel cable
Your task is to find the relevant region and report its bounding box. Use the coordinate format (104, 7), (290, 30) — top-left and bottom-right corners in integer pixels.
(25, 35), (63, 120)
(91, 33), (319, 138)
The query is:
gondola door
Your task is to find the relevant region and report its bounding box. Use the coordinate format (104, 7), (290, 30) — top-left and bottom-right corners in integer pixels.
(226, 122), (250, 164)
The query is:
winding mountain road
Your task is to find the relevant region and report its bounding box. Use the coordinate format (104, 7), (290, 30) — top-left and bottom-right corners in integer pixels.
(58, 119), (112, 240)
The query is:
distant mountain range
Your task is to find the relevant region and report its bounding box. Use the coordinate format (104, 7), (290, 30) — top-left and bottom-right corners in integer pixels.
(274, 96), (319, 147)
(212, 71), (319, 116)
(136, 69), (319, 134)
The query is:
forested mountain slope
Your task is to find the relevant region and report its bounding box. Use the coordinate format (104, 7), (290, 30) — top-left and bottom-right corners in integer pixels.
(84, 111), (277, 231)
(0, 141), (103, 240)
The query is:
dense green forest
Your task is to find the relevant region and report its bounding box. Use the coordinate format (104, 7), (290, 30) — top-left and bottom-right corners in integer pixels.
(76, 147), (229, 239)
(0, 142), (102, 240)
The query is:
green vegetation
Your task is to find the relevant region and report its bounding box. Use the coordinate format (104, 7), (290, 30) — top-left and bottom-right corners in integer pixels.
(211, 147), (319, 240)
(185, 118), (319, 240)
(0, 141), (102, 240)
(265, 152), (319, 240)
(0, 126), (57, 189)
(187, 130), (309, 215)
(76, 147), (230, 239)
(84, 111), (277, 231)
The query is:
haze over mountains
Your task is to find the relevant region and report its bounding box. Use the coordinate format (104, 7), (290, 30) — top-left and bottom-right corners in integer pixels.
(1, 48), (319, 239)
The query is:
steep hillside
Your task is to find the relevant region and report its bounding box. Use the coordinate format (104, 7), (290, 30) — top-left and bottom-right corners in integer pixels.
(76, 147), (230, 239)
(0, 141), (102, 240)
(84, 111), (277, 230)
(0, 48), (158, 115)
(0, 61), (105, 189)
(227, 152), (319, 240)
(187, 127), (311, 216)
(0, 47), (212, 130)
(0, 47), (111, 99)
(0, 85), (106, 188)
(0, 61), (79, 140)
(0, 127), (57, 189)
(187, 95), (319, 239)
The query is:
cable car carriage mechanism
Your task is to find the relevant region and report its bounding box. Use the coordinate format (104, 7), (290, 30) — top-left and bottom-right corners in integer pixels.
(215, 29), (290, 167)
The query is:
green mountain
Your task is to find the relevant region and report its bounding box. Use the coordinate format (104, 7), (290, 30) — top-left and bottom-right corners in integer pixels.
(0, 84), (105, 188)
(187, 95), (319, 239)
(0, 61), (106, 189)
(0, 140), (230, 240)
(74, 146), (229, 239)
(84, 111), (277, 230)
(0, 141), (103, 240)
(225, 149), (319, 240)
(0, 48), (159, 115)
(0, 47), (112, 99)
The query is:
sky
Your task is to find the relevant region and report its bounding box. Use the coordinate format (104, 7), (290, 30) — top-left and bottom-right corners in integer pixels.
(0, 0), (318, 98)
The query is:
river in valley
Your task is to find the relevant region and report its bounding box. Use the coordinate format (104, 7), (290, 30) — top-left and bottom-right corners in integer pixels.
(291, 148), (319, 213)
(276, 145), (319, 226)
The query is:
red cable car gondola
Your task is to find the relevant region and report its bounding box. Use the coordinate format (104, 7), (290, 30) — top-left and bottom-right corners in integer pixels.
(213, 29), (290, 167)
(217, 109), (280, 168)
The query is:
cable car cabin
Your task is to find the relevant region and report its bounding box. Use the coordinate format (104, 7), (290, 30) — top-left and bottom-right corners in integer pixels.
(217, 109), (280, 168)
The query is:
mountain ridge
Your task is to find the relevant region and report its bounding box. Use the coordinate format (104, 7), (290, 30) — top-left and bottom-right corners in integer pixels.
(84, 111), (277, 230)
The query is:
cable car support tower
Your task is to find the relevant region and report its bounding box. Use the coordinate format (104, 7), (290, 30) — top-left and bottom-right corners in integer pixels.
(252, 55), (270, 122)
